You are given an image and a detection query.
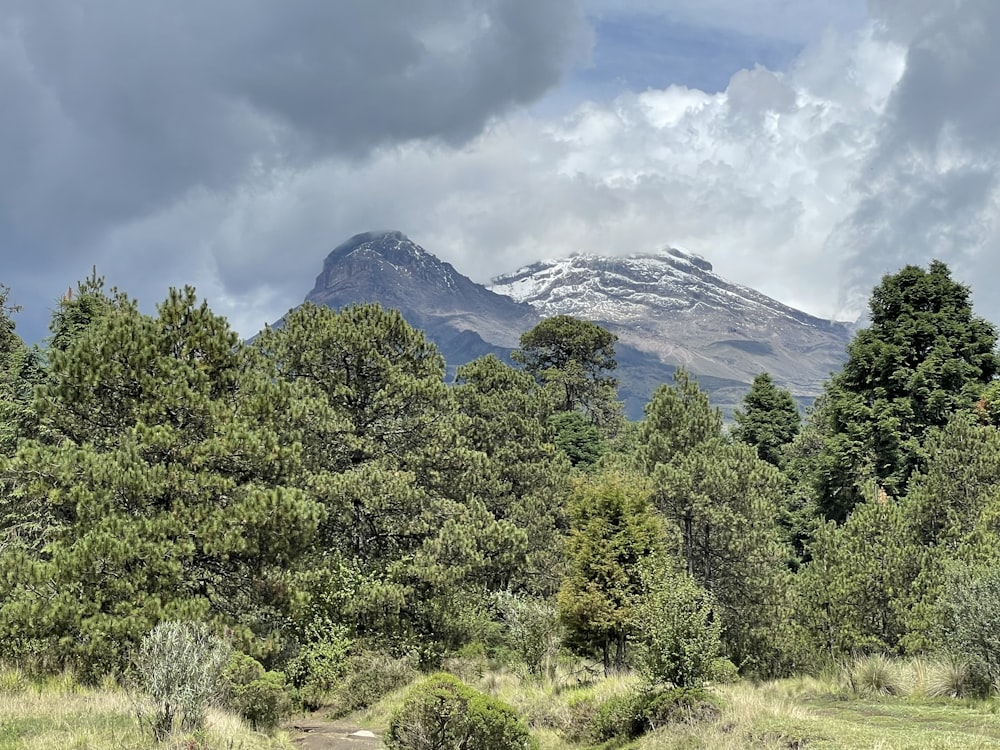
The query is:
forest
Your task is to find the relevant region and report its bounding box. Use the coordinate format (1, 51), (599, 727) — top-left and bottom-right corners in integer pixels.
(2, 259), (1000, 748)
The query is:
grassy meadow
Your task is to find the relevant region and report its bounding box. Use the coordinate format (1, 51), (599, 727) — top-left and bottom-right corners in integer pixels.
(5, 656), (1000, 749)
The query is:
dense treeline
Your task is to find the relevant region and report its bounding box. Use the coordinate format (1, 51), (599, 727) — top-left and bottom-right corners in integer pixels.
(1, 260), (1000, 704)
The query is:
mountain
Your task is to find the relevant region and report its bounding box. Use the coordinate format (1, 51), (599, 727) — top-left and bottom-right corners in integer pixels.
(304, 230), (539, 367)
(490, 250), (852, 412)
(301, 231), (852, 418)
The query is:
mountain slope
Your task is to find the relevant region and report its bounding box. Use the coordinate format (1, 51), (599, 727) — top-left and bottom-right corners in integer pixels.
(490, 250), (851, 403)
(304, 230), (540, 366)
(300, 231), (850, 418)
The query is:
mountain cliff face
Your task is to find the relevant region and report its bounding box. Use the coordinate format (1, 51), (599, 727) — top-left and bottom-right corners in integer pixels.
(304, 231), (539, 365)
(490, 250), (852, 402)
(302, 231), (851, 417)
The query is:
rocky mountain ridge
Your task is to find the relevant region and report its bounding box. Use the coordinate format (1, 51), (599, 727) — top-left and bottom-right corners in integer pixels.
(300, 231), (852, 417)
(490, 250), (852, 399)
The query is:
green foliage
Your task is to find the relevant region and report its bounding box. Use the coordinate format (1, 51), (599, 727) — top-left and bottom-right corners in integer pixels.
(557, 473), (670, 674)
(494, 592), (562, 678)
(795, 497), (919, 658)
(651, 437), (793, 675)
(285, 622), (351, 710)
(222, 652), (293, 732)
(513, 315), (621, 430)
(386, 672), (536, 750)
(549, 410), (605, 467)
(636, 368), (722, 472)
(0, 287), (323, 675)
(808, 261), (999, 520)
(327, 650), (419, 718)
(936, 563), (1000, 692)
(590, 687), (720, 742)
(134, 621), (230, 741)
(633, 569), (722, 688)
(733, 372), (800, 467)
(452, 354), (570, 595)
(843, 653), (901, 697)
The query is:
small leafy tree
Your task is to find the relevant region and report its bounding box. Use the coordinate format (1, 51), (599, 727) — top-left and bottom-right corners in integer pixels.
(135, 621), (230, 741)
(557, 473), (671, 674)
(634, 569), (722, 688)
(494, 592), (562, 678)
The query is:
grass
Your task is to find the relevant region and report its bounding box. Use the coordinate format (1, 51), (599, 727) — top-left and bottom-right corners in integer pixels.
(341, 656), (1000, 750)
(8, 655), (1000, 749)
(0, 664), (294, 750)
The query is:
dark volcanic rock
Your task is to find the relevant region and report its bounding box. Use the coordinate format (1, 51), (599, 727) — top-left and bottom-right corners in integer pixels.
(304, 231), (539, 370)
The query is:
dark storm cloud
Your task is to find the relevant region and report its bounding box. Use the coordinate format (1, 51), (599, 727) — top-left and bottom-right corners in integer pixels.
(0, 0), (586, 340)
(834, 0), (1000, 316)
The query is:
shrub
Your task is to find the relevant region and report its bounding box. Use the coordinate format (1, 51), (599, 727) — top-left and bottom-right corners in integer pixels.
(386, 672), (536, 750)
(494, 592), (562, 679)
(926, 655), (973, 698)
(134, 621), (230, 741)
(222, 652), (293, 732)
(936, 564), (1000, 694)
(328, 650), (418, 718)
(590, 687), (720, 742)
(844, 654), (900, 697)
(285, 624), (351, 710)
(634, 570), (722, 688)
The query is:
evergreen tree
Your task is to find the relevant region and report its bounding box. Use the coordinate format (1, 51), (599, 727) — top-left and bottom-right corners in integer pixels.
(557, 473), (670, 674)
(651, 440), (792, 674)
(513, 315), (622, 431)
(453, 355), (570, 595)
(808, 261), (999, 520)
(732, 372), (800, 467)
(635, 369), (722, 473)
(0, 285), (36, 455)
(48, 268), (118, 354)
(794, 498), (920, 658)
(258, 306), (542, 650)
(0, 288), (323, 674)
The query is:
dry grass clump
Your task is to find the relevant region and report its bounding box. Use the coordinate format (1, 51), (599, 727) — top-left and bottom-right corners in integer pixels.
(0, 664), (293, 750)
(843, 653), (902, 697)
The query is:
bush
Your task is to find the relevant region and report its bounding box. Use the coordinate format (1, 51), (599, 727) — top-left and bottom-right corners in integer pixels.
(222, 652), (293, 732)
(285, 624), (351, 710)
(590, 687), (720, 743)
(634, 570), (722, 688)
(386, 672), (536, 750)
(494, 592), (562, 679)
(327, 650), (418, 718)
(843, 654), (901, 697)
(134, 621), (230, 741)
(936, 564), (1000, 694)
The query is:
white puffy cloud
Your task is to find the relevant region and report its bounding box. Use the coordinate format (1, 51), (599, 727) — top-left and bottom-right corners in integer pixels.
(93, 22), (908, 338)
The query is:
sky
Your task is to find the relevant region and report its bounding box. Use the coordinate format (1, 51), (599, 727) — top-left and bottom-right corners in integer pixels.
(3, 0), (1000, 343)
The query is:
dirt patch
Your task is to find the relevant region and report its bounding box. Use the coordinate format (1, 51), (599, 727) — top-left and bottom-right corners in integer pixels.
(290, 720), (383, 750)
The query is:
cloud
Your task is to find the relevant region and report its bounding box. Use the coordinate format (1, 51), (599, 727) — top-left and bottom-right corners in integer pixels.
(832, 0), (1000, 316)
(8, 1), (1000, 350)
(0, 0), (587, 338)
(98, 22), (905, 338)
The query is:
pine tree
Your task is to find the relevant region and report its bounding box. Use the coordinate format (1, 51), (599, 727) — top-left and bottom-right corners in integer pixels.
(808, 261), (999, 520)
(0, 288), (323, 673)
(635, 368), (722, 473)
(513, 315), (622, 431)
(732, 372), (800, 467)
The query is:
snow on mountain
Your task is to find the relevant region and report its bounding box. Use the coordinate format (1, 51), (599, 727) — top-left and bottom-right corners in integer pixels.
(490, 248), (852, 400)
